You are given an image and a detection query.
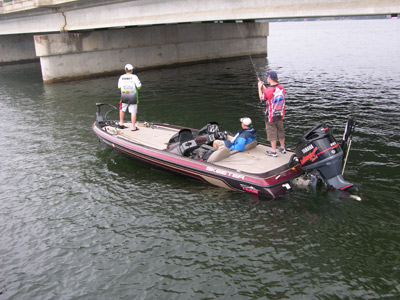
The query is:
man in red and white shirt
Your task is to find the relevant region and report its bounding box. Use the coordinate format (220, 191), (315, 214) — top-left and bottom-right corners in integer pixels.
(258, 71), (286, 157)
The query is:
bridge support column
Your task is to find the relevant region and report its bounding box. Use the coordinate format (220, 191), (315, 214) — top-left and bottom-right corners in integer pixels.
(0, 34), (38, 65)
(33, 22), (269, 83)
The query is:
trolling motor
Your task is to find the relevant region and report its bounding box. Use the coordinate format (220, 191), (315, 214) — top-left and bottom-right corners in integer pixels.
(95, 103), (105, 123)
(294, 121), (354, 191)
(95, 103), (118, 124)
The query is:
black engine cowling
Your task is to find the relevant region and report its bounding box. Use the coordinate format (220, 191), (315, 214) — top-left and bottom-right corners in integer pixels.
(295, 123), (353, 191)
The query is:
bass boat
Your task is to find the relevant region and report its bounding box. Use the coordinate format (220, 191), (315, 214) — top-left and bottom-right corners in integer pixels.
(93, 103), (356, 198)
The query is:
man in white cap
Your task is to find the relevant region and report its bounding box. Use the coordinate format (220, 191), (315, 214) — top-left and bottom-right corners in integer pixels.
(213, 117), (257, 152)
(118, 63), (142, 131)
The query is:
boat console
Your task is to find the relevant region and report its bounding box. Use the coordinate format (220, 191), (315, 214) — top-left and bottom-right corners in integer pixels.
(166, 122), (228, 159)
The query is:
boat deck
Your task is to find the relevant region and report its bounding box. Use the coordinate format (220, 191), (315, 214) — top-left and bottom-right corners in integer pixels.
(104, 121), (292, 174)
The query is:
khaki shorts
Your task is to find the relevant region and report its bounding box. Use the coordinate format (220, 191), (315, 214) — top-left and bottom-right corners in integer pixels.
(120, 103), (138, 114)
(213, 134), (234, 148)
(266, 120), (285, 141)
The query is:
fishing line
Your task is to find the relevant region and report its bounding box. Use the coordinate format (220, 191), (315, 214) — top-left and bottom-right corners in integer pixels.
(230, 6), (260, 80)
(235, 21), (261, 80)
(235, 21), (260, 80)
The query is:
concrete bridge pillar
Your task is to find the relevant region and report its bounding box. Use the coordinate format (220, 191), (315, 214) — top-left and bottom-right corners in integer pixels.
(0, 34), (37, 65)
(33, 22), (269, 83)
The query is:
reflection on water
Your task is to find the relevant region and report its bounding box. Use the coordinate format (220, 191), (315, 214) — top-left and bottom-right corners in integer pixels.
(0, 19), (399, 299)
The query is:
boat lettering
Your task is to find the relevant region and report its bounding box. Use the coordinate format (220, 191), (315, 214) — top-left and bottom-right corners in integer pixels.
(330, 142), (337, 147)
(240, 185), (259, 194)
(301, 144), (314, 154)
(206, 166), (245, 180)
(300, 147), (318, 165)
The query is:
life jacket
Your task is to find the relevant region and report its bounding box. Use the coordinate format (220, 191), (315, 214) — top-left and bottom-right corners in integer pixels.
(229, 127), (258, 151)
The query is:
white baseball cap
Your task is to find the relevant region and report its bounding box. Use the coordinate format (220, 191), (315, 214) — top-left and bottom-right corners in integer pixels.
(240, 117), (252, 126)
(125, 64), (134, 71)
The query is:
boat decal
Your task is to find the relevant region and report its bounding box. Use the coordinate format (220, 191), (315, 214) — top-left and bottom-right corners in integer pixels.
(205, 166), (245, 180)
(301, 144), (314, 154)
(199, 175), (236, 190)
(300, 147), (318, 165)
(240, 184), (259, 194)
(316, 143), (339, 156)
(300, 143), (340, 165)
(339, 183), (353, 191)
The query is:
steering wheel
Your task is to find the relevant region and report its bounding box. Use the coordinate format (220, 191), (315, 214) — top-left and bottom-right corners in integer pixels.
(207, 123), (219, 134)
(206, 123), (228, 143)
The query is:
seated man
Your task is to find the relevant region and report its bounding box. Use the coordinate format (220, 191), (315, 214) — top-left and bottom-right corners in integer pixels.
(213, 117), (257, 152)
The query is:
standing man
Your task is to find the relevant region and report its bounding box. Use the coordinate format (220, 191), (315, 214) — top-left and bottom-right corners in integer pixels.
(118, 64), (142, 131)
(257, 71), (286, 157)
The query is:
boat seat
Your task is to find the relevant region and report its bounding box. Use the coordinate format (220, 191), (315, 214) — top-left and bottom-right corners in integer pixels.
(178, 129), (198, 156)
(230, 140), (258, 155)
(207, 146), (231, 163)
(207, 140), (258, 162)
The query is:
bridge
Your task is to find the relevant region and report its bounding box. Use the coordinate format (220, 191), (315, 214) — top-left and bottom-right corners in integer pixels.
(1, 0), (399, 82)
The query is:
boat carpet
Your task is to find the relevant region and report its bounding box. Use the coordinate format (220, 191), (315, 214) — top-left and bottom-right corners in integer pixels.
(213, 145), (291, 174)
(105, 122), (178, 150)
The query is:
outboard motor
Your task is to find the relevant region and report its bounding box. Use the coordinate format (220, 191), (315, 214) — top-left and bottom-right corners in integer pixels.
(295, 123), (354, 191)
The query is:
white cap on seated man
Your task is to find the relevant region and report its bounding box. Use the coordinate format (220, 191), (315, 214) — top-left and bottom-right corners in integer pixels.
(240, 117), (252, 126)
